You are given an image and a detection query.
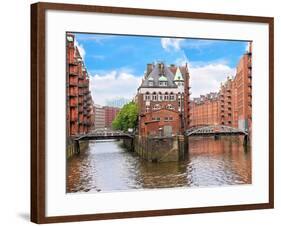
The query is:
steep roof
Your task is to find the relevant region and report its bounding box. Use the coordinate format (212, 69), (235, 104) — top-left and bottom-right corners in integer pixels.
(159, 75), (168, 81)
(141, 62), (178, 88)
(173, 67), (184, 81)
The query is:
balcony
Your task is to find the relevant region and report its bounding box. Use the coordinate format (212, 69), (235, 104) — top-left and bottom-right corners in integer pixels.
(69, 88), (78, 97)
(78, 83), (84, 88)
(70, 111), (78, 121)
(78, 75), (84, 80)
(70, 117), (78, 122)
(69, 79), (78, 86)
(69, 99), (78, 107)
(248, 61), (252, 69)
(69, 67), (79, 76)
(69, 92), (77, 97)
(68, 59), (78, 66)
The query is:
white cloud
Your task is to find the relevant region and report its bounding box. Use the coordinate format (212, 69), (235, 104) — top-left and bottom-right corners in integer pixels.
(74, 40), (86, 60)
(161, 38), (184, 51)
(183, 39), (217, 49)
(174, 51), (189, 66)
(189, 63), (236, 98)
(90, 70), (142, 106)
(245, 42), (250, 52)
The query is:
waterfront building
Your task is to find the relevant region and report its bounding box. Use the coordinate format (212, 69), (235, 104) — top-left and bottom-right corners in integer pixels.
(104, 106), (120, 128)
(189, 42), (252, 132)
(136, 62), (190, 136)
(189, 92), (220, 127)
(233, 43), (252, 131)
(93, 104), (105, 129)
(219, 77), (236, 127)
(66, 33), (94, 136)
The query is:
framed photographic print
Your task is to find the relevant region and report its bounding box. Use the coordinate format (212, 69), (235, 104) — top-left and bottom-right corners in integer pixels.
(31, 2), (274, 223)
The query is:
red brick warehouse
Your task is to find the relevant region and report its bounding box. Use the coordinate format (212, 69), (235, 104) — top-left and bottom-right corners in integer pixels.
(66, 33), (94, 136)
(189, 42), (252, 132)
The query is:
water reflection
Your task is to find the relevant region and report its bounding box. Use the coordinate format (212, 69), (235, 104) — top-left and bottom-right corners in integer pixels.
(66, 136), (251, 193)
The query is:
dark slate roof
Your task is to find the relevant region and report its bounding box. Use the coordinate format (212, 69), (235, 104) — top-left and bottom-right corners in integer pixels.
(141, 63), (178, 88)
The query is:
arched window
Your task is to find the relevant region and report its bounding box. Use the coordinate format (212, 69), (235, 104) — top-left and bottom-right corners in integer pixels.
(169, 92), (175, 101)
(164, 92), (169, 101)
(158, 92), (163, 101)
(145, 92), (150, 101)
(152, 92), (157, 101)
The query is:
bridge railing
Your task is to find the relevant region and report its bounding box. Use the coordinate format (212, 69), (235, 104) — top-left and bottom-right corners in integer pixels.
(185, 125), (247, 136)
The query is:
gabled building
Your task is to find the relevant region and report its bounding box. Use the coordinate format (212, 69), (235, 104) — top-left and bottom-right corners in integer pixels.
(136, 62), (190, 136)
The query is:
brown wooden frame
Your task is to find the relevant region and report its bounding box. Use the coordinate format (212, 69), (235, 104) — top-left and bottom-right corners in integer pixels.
(31, 2), (274, 224)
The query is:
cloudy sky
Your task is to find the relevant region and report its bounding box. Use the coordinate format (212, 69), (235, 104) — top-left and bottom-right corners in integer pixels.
(73, 33), (249, 106)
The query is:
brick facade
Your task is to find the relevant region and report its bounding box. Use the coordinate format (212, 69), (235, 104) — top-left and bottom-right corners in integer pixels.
(104, 106), (120, 128)
(189, 42), (252, 132)
(66, 33), (94, 136)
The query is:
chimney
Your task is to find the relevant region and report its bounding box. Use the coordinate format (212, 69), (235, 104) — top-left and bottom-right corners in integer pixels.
(146, 63), (153, 76)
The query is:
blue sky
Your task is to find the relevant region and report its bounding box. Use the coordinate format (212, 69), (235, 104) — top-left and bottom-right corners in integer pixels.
(72, 33), (249, 105)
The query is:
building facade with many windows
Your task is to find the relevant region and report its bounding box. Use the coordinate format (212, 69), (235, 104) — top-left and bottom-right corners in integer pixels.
(104, 106), (120, 128)
(136, 62), (190, 136)
(189, 42), (252, 132)
(66, 33), (94, 136)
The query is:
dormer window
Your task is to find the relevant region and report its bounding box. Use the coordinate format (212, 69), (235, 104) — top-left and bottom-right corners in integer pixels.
(159, 75), (168, 86)
(148, 77), (154, 86)
(159, 81), (168, 86)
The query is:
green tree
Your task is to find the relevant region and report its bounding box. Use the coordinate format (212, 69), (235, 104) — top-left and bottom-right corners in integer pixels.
(112, 102), (138, 132)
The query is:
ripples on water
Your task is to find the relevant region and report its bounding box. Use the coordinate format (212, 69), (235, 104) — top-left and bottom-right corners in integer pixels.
(66, 136), (251, 193)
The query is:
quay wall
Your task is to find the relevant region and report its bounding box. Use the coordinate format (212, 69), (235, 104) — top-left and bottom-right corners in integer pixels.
(133, 135), (187, 162)
(66, 138), (89, 159)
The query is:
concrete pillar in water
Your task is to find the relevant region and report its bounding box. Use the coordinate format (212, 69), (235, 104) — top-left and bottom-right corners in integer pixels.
(185, 136), (189, 151)
(243, 134), (249, 151)
(74, 140), (80, 154)
(178, 135), (185, 161)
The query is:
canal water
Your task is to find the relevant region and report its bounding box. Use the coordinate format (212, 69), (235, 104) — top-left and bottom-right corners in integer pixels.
(66, 136), (251, 193)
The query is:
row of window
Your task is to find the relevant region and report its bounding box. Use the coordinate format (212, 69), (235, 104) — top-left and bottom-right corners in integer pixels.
(148, 81), (168, 86)
(144, 94), (184, 101)
(151, 116), (174, 121)
(145, 104), (176, 112)
(148, 81), (184, 87)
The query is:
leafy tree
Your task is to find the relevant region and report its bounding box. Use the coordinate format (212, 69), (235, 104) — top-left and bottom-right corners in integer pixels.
(112, 102), (138, 132)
